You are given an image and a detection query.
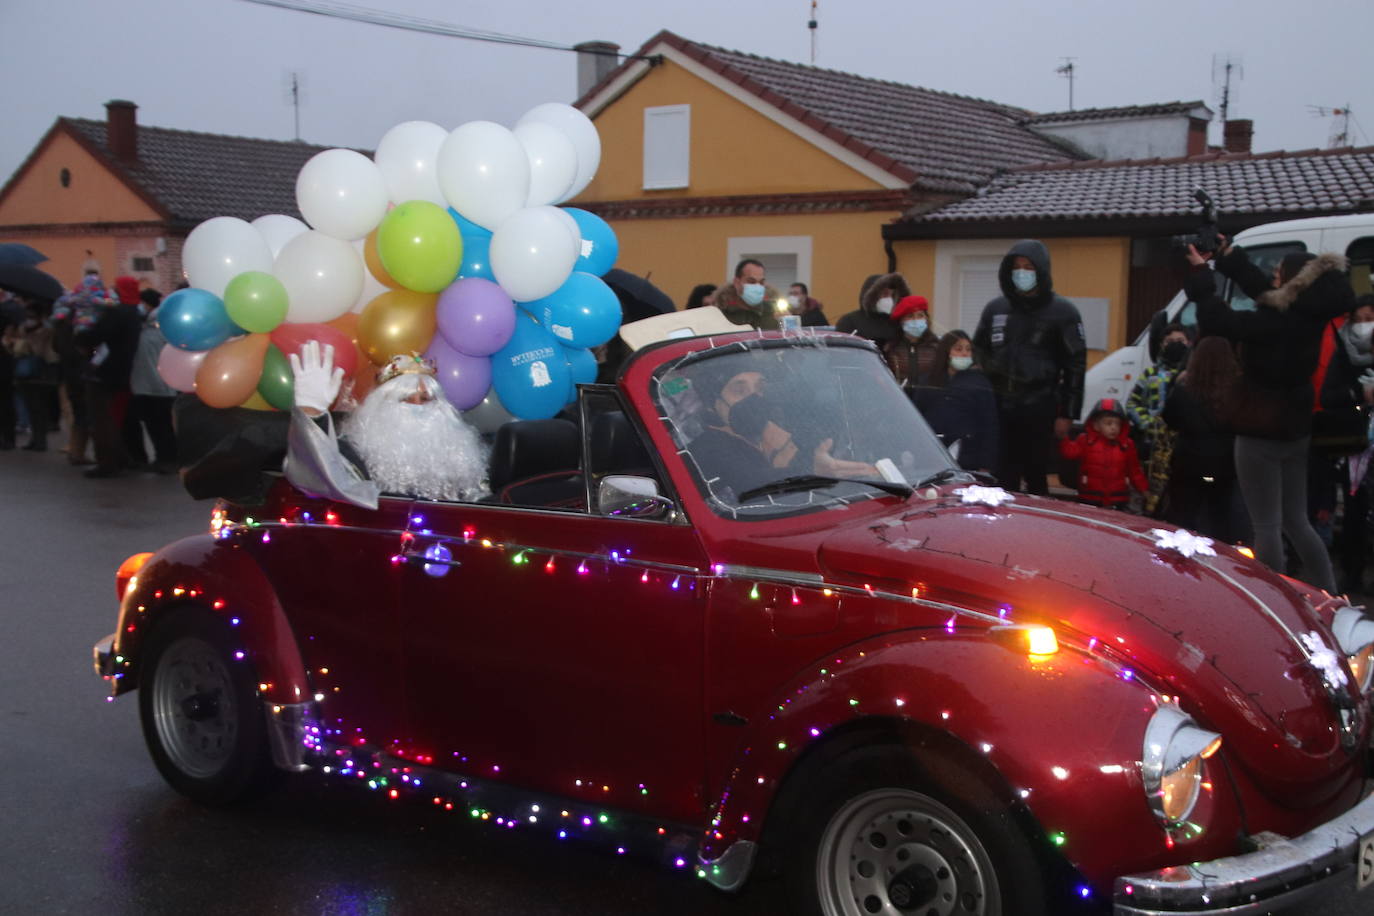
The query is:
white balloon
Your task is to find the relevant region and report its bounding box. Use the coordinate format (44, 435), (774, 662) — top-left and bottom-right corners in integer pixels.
(350, 237), (389, 313)
(374, 120), (448, 206)
(295, 148), (389, 241)
(274, 230), (364, 323)
(250, 214), (309, 258)
(516, 103), (601, 202)
(436, 121), (530, 232)
(551, 206), (583, 257)
(182, 216), (274, 298)
(489, 206), (581, 303)
(513, 122), (577, 207)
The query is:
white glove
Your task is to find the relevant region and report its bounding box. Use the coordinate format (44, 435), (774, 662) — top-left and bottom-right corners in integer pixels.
(288, 340), (344, 415)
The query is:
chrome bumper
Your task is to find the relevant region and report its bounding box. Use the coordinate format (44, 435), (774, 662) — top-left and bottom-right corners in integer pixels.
(1114, 791), (1374, 914)
(92, 633), (116, 678)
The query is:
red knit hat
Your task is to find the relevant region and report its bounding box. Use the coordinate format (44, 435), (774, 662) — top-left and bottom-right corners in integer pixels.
(891, 295), (930, 322)
(113, 276), (141, 306)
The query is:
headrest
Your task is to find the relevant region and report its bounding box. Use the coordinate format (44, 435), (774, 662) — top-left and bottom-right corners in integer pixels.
(488, 418), (580, 490)
(589, 411), (652, 474)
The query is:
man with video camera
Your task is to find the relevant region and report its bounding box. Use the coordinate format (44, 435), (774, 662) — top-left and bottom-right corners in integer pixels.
(1183, 206), (1353, 591)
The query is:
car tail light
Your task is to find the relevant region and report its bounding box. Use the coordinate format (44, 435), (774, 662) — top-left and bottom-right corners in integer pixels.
(115, 552), (154, 603)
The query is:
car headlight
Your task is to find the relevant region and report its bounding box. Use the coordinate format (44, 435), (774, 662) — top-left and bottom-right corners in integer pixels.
(1331, 606), (1374, 694)
(1142, 705), (1222, 827)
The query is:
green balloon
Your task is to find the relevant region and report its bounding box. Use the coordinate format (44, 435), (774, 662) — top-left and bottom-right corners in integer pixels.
(377, 200), (462, 293)
(224, 270), (289, 333)
(257, 343), (295, 410)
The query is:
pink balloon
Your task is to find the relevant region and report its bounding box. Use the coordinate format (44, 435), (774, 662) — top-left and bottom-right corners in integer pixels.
(269, 322), (359, 378)
(156, 344), (208, 392)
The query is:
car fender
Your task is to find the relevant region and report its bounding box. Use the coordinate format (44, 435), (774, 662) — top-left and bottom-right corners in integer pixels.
(108, 533), (310, 709)
(700, 630), (1242, 893)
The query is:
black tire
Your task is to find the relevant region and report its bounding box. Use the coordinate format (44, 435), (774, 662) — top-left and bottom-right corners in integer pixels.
(138, 608), (278, 805)
(782, 746), (1048, 916)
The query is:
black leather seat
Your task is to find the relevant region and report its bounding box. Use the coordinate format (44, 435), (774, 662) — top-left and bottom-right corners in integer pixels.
(588, 411), (654, 477)
(487, 418), (584, 509)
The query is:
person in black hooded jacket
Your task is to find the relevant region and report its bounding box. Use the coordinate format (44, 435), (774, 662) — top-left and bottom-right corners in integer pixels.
(972, 240), (1086, 495)
(834, 272), (908, 346)
(1186, 242), (1353, 592)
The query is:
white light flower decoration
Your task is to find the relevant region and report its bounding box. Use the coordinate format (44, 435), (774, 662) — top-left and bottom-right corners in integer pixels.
(1299, 631), (1348, 688)
(1150, 528), (1216, 559)
(954, 485), (1016, 507)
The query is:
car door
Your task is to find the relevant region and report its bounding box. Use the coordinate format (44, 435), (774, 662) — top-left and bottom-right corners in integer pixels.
(396, 391), (710, 824)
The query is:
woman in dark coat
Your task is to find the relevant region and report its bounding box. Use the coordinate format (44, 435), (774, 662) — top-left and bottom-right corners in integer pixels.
(1319, 294), (1374, 593)
(1162, 336), (1244, 543)
(911, 330), (998, 473)
(1186, 243), (1353, 591)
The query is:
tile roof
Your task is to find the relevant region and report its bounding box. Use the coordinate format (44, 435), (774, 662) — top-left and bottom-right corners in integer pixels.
(1024, 101), (1209, 125)
(582, 31), (1083, 195)
(64, 118), (348, 228)
(897, 147), (1374, 226)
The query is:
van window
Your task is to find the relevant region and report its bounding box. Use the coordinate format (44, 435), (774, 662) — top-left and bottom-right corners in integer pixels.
(1347, 237), (1374, 298)
(1226, 242), (1307, 310)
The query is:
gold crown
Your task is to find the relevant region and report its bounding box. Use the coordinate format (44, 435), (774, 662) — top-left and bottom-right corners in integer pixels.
(376, 352), (438, 387)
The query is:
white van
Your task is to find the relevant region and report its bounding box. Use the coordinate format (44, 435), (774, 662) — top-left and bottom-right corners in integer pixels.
(1083, 213), (1374, 419)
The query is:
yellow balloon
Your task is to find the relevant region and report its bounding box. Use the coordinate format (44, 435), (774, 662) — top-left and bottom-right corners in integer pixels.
(357, 289), (438, 366)
(239, 390), (277, 411)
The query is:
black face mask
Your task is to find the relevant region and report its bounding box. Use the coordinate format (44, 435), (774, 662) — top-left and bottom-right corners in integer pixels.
(728, 393), (775, 441)
(1161, 340), (1188, 367)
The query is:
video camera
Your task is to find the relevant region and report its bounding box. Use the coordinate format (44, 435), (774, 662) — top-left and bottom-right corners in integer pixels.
(1171, 189), (1225, 255)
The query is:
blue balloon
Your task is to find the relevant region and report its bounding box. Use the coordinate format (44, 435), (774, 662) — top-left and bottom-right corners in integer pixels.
(525, 272), (622, 350)
(457, 232), (495, 281)
(562, 344), (598, 402)
(563, 208), (618, 276)
(491, 311), (573, 420)
(158, 287), (238, 351)
(447, 207), (492, 240)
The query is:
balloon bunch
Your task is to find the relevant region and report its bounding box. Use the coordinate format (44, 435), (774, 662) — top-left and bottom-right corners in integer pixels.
(157, 103), (621, 421)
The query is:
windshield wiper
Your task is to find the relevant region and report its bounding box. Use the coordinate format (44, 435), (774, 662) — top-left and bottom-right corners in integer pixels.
(913, 468), (995, 489)
(738, 474), (914, 503)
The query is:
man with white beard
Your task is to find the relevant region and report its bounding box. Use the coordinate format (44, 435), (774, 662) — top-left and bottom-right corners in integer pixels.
(285, 341), (488, 507)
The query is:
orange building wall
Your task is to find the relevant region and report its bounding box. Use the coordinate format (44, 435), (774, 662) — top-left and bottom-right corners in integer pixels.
(578, 59), (889, 202)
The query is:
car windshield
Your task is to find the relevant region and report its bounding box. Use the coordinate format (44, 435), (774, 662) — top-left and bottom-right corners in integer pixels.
(652, 336), (953, 519)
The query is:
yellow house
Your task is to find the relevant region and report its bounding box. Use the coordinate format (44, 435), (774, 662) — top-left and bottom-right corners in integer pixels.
(573, 31), (1079, 322)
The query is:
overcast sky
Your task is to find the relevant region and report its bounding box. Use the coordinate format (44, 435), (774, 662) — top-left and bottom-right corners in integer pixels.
(2, 0), (1370, 190)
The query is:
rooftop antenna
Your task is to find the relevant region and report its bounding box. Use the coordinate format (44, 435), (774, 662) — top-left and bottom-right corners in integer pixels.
(1308, 104), (1354, 148)
(282, 70), (305, 141)
(1055, 58), (1076, 110)
(1212, 54), (1243, 126)
(808, 1), (818, 65)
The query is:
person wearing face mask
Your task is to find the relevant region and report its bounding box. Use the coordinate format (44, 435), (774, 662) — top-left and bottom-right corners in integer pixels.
(1127, 323), (1191, 515)
(884, 295), (939, 389)
(788, 282), (829, 327)
(713, 259), (781, 330)
(835, 272), (910, 345)
(910, 330), (998, 473)
(1319, 294), (1374, 596)
(972, 240), (1086, 495)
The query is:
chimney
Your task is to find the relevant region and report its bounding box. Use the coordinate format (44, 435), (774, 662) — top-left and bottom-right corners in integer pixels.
(574, 41), (620, 98)
(1223, 119), (1253, 154)
(106, 99), (138, 163)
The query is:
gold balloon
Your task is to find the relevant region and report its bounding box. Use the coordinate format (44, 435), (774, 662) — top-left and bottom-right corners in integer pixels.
(196, 334), (270, 408)
(239, 390), (277, 411)
(357, 289), (438, 366)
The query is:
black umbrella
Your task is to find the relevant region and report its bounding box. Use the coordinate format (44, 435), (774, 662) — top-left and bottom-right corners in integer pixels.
(603, 268), (676, 323)
(0, 243), (48, 266)
(0, 263), (64, 302)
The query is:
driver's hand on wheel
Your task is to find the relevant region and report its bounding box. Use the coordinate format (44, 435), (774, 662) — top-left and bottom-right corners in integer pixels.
(814, 438), (877, 478)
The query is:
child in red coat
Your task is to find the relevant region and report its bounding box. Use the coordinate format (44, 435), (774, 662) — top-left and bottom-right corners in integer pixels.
(1058, 398), (1148, 509)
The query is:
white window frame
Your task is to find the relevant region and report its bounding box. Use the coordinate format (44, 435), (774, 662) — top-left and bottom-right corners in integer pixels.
(643, 104), (691, 190)
(725, 236), (813, 290)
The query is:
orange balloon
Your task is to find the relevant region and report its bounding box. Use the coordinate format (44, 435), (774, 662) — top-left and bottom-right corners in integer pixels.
(196, 334), (270, 408)
(357, 289), (438, 366)
(326, 310), (360, 344)
(239, 390), (277, 411)
(363, 228), (402, 289)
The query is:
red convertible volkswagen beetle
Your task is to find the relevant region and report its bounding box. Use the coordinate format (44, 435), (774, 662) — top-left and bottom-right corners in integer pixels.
(96, 322), (1374, 915)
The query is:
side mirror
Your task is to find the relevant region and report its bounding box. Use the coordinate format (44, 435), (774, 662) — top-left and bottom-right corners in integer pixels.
(598, 475), (674, 519)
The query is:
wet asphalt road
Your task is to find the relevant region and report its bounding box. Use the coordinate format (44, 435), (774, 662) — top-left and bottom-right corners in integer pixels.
(0, 446), (1366, 915)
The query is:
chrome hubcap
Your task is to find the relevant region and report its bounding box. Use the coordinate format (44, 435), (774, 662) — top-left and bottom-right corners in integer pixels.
(818, 789), (996, 916)
(151, 636), (237, 779)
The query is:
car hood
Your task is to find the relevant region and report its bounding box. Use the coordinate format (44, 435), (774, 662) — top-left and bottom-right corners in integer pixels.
(816, 492), (1364, 804)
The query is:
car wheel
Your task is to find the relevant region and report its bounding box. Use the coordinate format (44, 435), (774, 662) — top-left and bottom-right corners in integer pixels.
(138, 610), (277, 804)
(785, 747), (1046, 916)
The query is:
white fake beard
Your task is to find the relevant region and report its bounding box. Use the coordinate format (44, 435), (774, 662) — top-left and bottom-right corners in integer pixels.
(341, 374), (490, 502)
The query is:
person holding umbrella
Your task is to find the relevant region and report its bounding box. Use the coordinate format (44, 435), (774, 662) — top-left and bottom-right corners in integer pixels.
(0, 260), (63, 451)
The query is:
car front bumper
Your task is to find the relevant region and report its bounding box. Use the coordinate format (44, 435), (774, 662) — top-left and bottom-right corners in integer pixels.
(93, 633), (116, 677)
(1114, 791), (1374, 914)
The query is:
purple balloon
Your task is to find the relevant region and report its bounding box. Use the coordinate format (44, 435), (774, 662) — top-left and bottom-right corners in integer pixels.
(425, 335), (493, 410)
(436, 277), (516, 357)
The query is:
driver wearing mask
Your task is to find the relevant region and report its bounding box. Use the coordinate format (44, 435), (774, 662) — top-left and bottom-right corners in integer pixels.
(714, 258), (782, 330)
